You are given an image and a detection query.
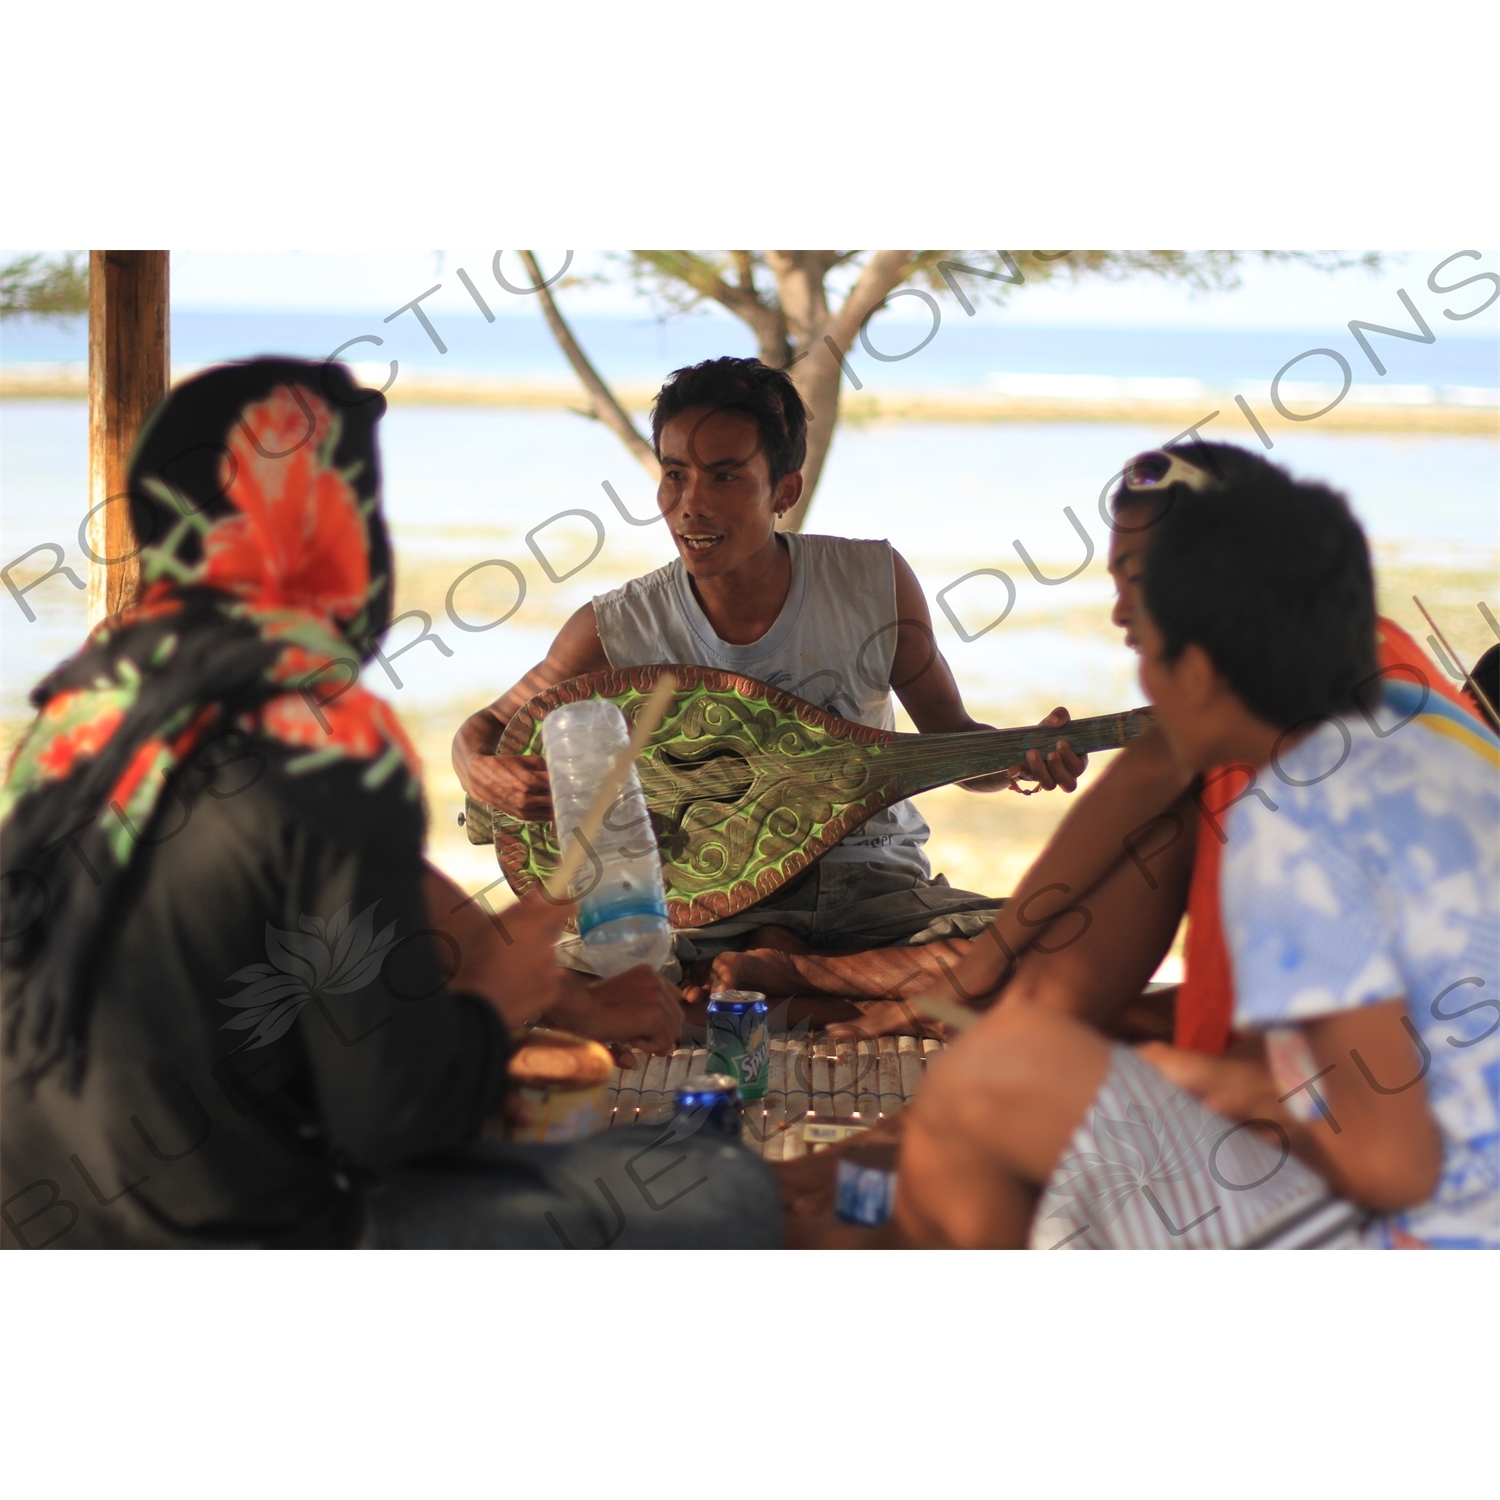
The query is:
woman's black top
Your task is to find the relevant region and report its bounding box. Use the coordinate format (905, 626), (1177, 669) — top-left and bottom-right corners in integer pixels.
(1, 754), (511, 1249)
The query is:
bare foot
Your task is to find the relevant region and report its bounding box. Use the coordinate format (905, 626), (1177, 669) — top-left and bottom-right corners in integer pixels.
(684, 949), (813, 1004)
(681, 927), (812, 1005)
(707, 946), (806, 997)
(746, 923), (811, 955)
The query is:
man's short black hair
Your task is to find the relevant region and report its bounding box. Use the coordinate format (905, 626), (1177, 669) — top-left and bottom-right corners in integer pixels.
(651, 357), (808, 487)
(1138, 447), (1378, 729)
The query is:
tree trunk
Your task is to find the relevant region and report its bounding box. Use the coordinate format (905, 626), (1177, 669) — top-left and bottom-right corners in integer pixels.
(782, 337), (843, 533)
(774, 251), (915, 533)
(521, 250), (921, 533)
(88, 250), (170, 624)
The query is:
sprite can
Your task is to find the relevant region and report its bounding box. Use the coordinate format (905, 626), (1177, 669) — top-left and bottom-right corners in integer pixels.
(706, 990), (769, 1101)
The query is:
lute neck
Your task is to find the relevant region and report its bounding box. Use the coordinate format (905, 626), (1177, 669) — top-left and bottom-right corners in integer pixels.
(885, 707), (1154, 797)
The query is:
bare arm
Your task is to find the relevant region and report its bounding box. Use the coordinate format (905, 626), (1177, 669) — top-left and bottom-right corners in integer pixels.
(423, 863), (682, 1054)
(541, 968), (684, 1057)
(450, 603), (610, 818)
(421, 864), (573, 1027)
(887, 550), (1085, 794)
(1142, 999), (1444, 1213)
(1295, 1001), (1444, 1208)
(934, 725), (1194, 1004)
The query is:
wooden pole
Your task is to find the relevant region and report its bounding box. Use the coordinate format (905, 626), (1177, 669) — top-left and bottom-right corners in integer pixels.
(87, 250), (169, 624)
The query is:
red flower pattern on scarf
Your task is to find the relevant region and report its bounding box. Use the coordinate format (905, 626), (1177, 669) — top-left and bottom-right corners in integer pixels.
(199, 387), (370, 626)
(107, 706), (221, 813)
(33, 696), (127, 780)
(256, 645), (419, 770)
(260, 687), (421, 769)
(189, 388), (417, 780)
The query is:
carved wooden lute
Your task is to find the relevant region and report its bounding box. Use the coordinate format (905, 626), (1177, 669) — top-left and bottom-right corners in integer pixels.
(465, 665), (1152, 928)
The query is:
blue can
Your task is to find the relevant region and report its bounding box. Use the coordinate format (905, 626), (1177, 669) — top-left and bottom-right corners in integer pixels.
(834, 1144), (899, 1227)
(706, 990), (770, 1101)
(673, 1073), (742, 1137)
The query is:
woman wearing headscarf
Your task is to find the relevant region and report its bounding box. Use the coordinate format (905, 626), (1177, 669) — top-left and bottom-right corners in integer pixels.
(1, 358), (780, 1249)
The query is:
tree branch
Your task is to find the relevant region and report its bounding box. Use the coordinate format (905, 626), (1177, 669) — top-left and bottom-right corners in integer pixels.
(526, 247), (1378, 536)
(825, 250), (920, 354)
(520, 250), (659, 480)
(636, 251), (763, 323)
(636, 251), (790, 364)
(2, 252), (89, 319)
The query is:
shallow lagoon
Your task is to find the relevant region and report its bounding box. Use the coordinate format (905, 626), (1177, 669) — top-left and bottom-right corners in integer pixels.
(4, 399), (1496, 905)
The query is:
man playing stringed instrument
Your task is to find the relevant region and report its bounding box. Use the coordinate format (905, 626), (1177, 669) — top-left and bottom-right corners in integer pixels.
(452, 357), (1087, 995)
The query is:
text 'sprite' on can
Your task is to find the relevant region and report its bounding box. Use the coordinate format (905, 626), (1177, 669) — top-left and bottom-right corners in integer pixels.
(673, 1073), (742, 1137)
(706, 990), (769, 1101)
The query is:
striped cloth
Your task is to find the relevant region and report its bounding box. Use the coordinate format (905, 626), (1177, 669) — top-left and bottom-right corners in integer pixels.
(1031, 1047), (1371, 1250)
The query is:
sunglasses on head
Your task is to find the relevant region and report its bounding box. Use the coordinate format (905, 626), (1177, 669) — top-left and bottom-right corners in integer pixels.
(1122, 448), (1219, 494)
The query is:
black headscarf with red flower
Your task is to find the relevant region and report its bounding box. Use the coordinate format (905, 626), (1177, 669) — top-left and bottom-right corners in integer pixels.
(2, 358), (423, 1089)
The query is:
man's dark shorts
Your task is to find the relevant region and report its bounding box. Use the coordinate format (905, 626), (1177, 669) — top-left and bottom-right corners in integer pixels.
(672, 862), (1002, 966)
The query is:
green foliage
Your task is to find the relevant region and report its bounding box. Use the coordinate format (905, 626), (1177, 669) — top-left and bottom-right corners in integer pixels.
(1, 252), (89, 319)
(908, 249), (1379, 296)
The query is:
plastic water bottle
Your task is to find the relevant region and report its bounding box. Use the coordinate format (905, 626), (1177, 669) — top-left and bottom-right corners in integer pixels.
(541, 699), (673, 977)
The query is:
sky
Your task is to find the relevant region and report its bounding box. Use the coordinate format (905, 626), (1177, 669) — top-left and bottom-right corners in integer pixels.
(157, 248), (1500, 336)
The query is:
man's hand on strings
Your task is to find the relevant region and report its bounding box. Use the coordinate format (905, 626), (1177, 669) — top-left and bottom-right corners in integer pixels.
(463, 753), (554, 821)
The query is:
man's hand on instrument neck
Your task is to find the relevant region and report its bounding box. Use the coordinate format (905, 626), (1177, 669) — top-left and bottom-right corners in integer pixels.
(953, 706), (1088, 795)
(1002, 706), (1088, 795)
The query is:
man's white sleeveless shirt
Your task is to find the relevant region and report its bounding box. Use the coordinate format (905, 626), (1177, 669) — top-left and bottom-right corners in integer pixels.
(591, 532), (932, 877)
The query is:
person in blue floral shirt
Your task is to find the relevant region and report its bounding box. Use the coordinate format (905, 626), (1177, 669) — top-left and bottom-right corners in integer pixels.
(895, 446), (1499, 1249)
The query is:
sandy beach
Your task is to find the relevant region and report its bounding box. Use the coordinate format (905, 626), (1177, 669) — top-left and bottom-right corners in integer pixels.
(3, 365), (1496, 436)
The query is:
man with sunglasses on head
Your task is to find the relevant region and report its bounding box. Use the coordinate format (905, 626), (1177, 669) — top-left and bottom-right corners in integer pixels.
(893, 448), (1499, 1248)
(452, 357), (1088, 1010)
(836, 443), (1491, 1049)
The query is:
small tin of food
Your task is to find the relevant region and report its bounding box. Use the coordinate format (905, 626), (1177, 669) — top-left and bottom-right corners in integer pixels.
(834, 1141), (900, 1227)
(803, 1114), (870, 1148)
(507, 1027), (614, 1142)
(706, 989), (770, 1101)
(673, 1072), (742, 1138)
